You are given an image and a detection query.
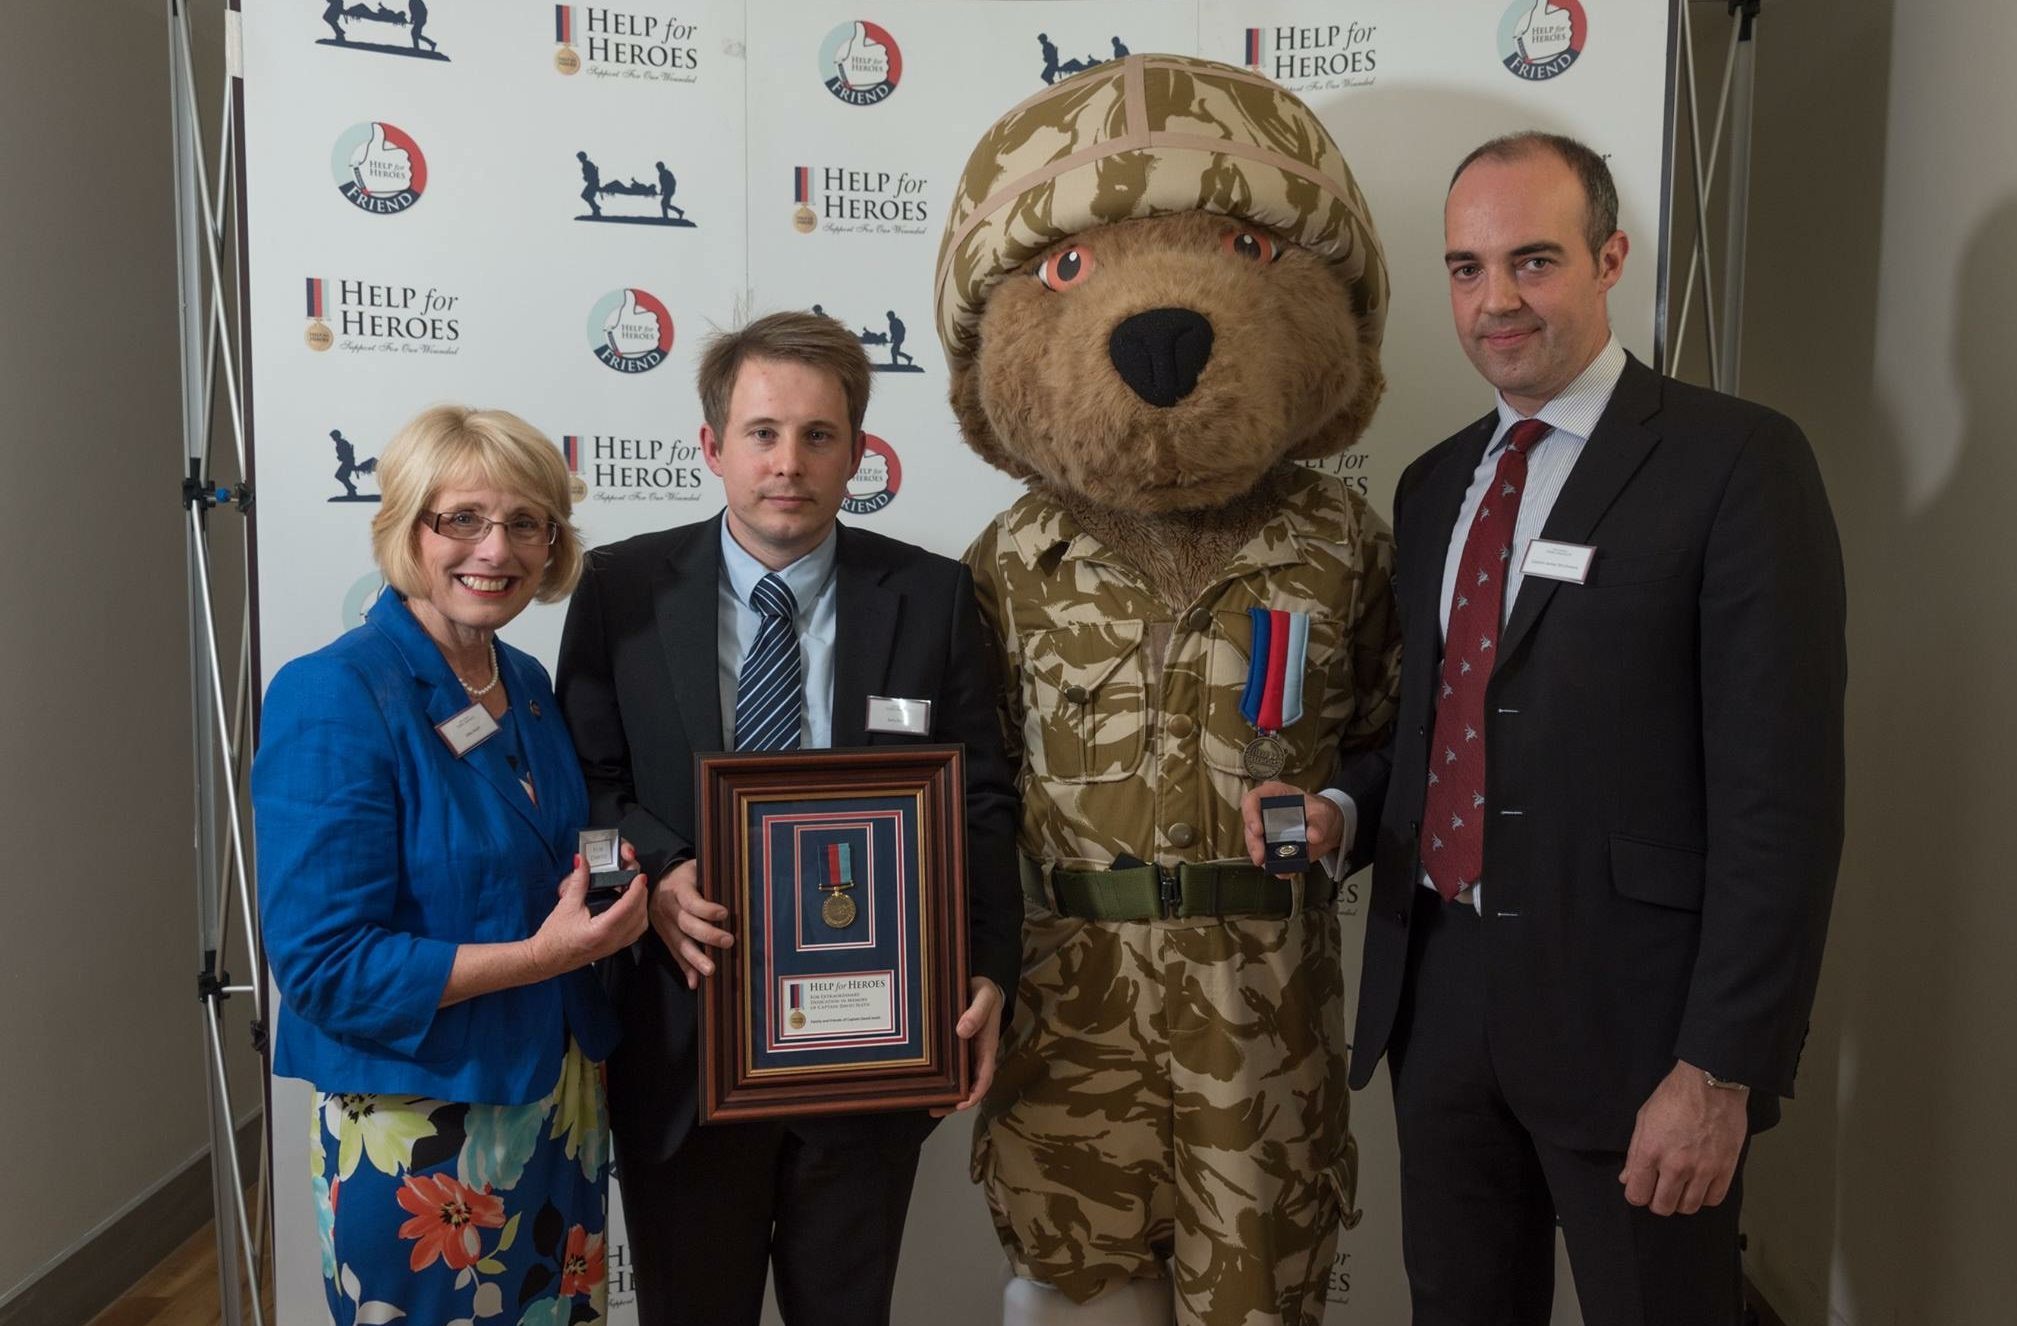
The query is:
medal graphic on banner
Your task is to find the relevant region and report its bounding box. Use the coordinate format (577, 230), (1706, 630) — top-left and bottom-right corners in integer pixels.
(303, 277), (332, 351)
(553, 4), (581, 74)
(792, 165), (816, 234)
(819, 841), (857, 929)
(1238, 606), (1309, 780)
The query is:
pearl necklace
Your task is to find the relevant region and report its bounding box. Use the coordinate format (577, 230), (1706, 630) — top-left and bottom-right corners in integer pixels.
(460, 639), (501, 699)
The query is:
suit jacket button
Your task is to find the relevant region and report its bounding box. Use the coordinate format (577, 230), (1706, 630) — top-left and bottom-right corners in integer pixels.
(1394, 907), (1410, 925)
(1063, 684), (1089, 704)
(1168, 822), (1198, 848)
(1166, 714), (1195, 739)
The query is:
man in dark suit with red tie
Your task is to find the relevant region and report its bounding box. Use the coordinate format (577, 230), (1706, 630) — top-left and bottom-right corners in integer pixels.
(1244, 133), (1845, 1323)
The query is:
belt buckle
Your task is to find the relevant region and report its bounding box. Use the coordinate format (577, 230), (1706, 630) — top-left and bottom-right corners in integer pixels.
(1158, 865), (1181, 920)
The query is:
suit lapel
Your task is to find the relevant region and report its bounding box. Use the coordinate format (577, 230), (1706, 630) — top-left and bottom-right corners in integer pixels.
(1495, 356), (1663, 671)
(1405, 416), (1496, 660)
(831, 526), (897, 748)
(371, 594), (550, 845)
(656, 515), (726, 751)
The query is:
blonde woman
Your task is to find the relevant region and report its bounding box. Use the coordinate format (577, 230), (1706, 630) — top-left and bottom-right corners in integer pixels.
(254, 406), (646, 1325)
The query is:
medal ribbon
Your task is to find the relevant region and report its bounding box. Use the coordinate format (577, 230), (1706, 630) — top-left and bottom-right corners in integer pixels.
(1240, 608), (1308, 732)
(825, 842), (853, 888)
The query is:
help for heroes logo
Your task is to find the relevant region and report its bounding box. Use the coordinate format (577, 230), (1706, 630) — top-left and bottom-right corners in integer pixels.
(791, 164), (930, 237)
(1242, 22), (1378, 90)
(554, 5), (699, 82)
(303, 276), (462, 355)
(331, 122), (427, 214)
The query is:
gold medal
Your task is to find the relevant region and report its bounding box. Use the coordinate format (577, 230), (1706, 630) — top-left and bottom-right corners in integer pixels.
(1242, 733), (1288, 780)
(788, 1008), (807, 1030)
(821, 890), (856, 929)
(305, 319), (334, 352)
(567, 475), (589, 503)
(555, 45), (581, 75)
(793, 204), (817, 234)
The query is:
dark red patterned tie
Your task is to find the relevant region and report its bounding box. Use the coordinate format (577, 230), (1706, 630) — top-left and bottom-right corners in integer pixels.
(1420, 418), (1551, 900)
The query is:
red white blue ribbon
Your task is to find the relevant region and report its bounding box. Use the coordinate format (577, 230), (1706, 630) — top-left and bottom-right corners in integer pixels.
(1240, 607), (1309, 732)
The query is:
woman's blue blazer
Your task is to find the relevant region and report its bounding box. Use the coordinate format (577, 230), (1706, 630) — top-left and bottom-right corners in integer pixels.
(253, 592), (619, 1105)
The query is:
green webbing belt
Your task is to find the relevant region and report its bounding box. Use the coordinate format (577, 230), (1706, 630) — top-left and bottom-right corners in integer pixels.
(1019, 854), (1337, 921)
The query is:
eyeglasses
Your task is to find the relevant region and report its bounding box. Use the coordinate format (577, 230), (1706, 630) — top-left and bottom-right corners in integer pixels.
(420, 510), (559, 546)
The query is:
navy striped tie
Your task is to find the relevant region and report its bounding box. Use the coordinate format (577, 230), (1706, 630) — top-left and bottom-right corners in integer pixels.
(735, 574), (802, 751)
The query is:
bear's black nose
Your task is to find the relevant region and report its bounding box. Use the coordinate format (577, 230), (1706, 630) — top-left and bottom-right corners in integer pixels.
(1108, 307), (1214, 407)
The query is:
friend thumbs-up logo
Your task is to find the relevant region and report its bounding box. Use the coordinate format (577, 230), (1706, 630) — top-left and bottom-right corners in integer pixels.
(332, 121), (428, 214)
(818, 19), (903, 106)
(589, 288), (675, 373)
(1499, 0), (1586, 81)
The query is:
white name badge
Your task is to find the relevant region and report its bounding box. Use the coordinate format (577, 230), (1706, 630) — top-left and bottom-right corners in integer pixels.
(865, 695), (931, 736)
(435, 702), (500, 757)
(1520, 539), (1598, 584)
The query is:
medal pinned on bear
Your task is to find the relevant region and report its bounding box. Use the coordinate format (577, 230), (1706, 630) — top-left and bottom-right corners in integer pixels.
(819, 841), (857, 929)
(1238, 606), (1310, 781)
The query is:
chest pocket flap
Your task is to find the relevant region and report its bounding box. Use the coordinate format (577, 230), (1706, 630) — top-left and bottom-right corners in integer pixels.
(1021, 621), (1148, 783)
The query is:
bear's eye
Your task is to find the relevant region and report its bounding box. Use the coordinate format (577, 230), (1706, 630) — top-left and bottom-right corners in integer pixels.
(1223, 229), (1282, 264)
(1036, 247), (1095, 291)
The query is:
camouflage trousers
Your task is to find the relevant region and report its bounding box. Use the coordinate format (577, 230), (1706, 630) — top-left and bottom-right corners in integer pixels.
(972, 877), (1357, 1326)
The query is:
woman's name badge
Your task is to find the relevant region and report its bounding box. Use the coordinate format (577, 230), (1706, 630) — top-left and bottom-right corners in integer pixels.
(435, 702), (500, 757)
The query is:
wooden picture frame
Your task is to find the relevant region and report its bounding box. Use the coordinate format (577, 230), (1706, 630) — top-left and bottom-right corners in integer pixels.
(695, 745), (970, 1123)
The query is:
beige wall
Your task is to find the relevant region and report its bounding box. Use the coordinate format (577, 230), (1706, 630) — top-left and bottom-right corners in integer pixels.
(1722, 1), (2017, 1322)
(0, 0), (261, 1306)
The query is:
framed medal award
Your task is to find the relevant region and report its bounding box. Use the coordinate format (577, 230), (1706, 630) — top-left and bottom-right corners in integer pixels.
(695, 746), (971, 1123)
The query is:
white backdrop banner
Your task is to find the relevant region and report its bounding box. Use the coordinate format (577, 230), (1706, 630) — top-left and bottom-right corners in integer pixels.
(239, 2), (1675, 1322)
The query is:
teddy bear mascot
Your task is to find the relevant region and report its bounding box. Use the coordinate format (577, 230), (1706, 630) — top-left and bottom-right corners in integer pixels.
(931, 53), (1402, 1326)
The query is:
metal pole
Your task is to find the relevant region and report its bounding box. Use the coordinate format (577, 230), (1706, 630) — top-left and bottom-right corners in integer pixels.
(171, 3), (263, 1322)
(1717, 4), (1760, 394)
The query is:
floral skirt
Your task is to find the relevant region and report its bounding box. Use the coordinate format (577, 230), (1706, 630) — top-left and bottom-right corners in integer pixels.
(310, 1039), (611, 1326)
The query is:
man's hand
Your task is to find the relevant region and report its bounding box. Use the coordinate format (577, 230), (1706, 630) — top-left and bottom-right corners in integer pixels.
(933, 978), (1004, 1116)
(650, 858), (733, 990)
(1239, 781), (1343, 867)
(1515, 0), (1574, 63)
(1619, 1060), (1749, 1216)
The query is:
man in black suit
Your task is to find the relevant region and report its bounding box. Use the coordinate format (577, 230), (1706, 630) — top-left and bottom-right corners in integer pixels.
(1243, 134), (1845, 1323)
(557, 311), (1020, 1326)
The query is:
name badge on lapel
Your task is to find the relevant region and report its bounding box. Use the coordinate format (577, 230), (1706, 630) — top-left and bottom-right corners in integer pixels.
(435, 702), (500, 757)
(865, 696), (931, 736)
(1520, 539), (1598, 585)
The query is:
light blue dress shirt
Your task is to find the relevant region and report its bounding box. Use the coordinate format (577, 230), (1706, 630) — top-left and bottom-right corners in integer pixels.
(717, 520), (839, 748)
(1325, 336), (1629, 896)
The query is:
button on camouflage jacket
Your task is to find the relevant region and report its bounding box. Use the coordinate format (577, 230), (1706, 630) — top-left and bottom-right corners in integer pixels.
(965, 467), (1402, 877)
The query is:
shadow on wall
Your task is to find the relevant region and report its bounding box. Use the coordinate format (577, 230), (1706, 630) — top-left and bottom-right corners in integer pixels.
(1821, 191), (2017, 1324)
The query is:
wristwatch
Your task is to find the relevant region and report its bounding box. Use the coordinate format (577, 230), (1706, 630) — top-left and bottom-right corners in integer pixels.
(1703, 1069), (1748, 1093)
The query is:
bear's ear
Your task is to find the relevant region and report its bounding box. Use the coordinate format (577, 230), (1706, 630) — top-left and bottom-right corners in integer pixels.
(1286, 319), (1388, 461)
(949, 356), (1036, 480)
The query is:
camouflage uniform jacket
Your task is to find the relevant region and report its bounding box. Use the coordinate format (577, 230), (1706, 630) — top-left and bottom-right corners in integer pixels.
(965, 466), (1401, 878)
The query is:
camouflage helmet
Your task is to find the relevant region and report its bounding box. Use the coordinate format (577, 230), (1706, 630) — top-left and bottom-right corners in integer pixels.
(933, 53), (1388, 371)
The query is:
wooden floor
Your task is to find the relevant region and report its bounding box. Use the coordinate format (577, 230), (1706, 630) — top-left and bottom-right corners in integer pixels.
(85, 1222), (273, 1326)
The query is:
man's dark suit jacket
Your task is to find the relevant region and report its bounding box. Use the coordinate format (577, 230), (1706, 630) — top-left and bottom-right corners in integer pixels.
(1333, 354), (1846, 1151)
(556, 515), (1022, 1164)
